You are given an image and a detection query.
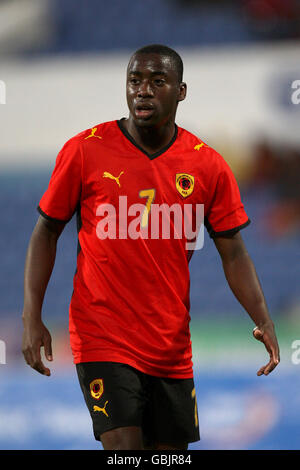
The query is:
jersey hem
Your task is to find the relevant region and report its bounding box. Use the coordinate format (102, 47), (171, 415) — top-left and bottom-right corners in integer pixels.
(73, 352), (194, 379)
(205, 217), (251, 238)
(37, 205), (71, 224)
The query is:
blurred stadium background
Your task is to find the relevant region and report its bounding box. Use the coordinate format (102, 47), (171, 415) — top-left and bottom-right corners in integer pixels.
(1, 0), (300, 450)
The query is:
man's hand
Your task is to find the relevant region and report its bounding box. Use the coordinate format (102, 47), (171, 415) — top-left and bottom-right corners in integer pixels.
(22, 319), (53, 376)
(253, 322), (280, 376)
(214, 233), (280, 377)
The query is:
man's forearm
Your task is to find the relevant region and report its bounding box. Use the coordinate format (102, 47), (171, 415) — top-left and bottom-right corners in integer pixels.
(214, 232), (279, 374)
(222, 250), (273, 328)
(23, 222), (58, 321)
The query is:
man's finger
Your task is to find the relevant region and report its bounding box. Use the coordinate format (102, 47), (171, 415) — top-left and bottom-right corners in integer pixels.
(31, 344), (42, 365)
(23, 348), (33, 367)
(257, 358), (272, 375)
(43, 334), (53, 362)
(257, 364), (267, 376)
(31, 345), (51, 376)
(32, 359), (50, 376)
(271, 345), (280, 365)
(257, 358), (279, 376)
(263, 358), (279, 375)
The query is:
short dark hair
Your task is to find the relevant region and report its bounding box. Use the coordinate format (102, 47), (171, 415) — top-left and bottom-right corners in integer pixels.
(131, 44), (184, 83)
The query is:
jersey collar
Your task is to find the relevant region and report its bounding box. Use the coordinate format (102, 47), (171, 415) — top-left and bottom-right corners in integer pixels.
(117, 118), (178, 160)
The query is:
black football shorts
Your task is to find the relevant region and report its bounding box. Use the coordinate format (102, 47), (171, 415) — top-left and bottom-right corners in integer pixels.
(76, 361), (200, 447)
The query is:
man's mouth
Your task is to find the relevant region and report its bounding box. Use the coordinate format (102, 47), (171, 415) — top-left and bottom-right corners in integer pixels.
(135, 103), (155, 119)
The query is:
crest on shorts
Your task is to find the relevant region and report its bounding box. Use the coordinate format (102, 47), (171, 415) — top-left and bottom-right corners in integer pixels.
(176, 173), (194, 198)
(90, 378), (104, 400)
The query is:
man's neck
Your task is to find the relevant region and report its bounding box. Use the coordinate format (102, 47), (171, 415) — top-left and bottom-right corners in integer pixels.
(122, 117), (176, 155)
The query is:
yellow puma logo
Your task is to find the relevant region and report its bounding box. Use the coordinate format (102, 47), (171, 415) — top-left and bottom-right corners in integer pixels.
(194, 143), (205, 151)
(103, 171), (124, 187)
(93, 401), (109, 417)
(85, 127), (102, 140)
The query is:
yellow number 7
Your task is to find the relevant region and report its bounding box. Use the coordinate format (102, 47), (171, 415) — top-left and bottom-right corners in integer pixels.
(139, 189), (156, 228)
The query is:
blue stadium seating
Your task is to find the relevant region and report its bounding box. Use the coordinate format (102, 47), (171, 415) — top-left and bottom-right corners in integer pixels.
(46, 0), (252, 54)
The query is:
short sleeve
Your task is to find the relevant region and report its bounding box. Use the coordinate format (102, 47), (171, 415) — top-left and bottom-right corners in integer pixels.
(205, 156), (250, 237)
(38, 137), (82, 223)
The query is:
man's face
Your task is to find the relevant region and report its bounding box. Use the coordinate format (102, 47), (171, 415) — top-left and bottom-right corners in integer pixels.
(126, 53), (186, 128)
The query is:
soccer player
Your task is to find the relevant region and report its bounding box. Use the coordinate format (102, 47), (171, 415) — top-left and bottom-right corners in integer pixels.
(22, 44), (280, 450)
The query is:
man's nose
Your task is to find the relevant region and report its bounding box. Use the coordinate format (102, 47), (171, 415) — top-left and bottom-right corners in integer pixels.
(137, 80), (154, 97)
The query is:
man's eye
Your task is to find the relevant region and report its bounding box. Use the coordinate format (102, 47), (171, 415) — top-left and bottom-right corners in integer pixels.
(130, 78), (139, 85)
(154, 79), (165, 85)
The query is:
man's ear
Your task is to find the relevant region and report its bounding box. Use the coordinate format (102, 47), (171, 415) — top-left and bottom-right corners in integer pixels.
(178, 82), (187, 102)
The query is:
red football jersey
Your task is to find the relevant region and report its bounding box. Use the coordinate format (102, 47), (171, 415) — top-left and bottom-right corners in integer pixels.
(38, 119), (250, 378)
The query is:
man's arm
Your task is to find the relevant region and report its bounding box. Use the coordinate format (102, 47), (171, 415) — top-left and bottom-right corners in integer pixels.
(213, 231), (280, 376)
(22, 215), (66, 376)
